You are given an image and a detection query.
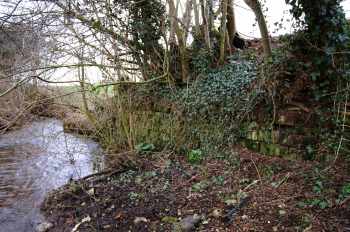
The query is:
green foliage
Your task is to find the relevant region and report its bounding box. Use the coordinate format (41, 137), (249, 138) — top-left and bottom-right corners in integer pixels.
(285, 0), (350, 86)
(312, 180), (324, 194)
(300, 198), (329, 209)
(191, 180), (209, 192)
(91, 19), (102, 30)
(179, 54), (258, 122)
(128, 0), (165, 50)
(211, 175), (225, 186)
(304, 145), (316, 160)
(296, 215), (312, 231)
(90, 84), (113, 96)
(114, 0), (166, 76)
(341, 183), (350, 197)
(91, 51), (263, 157)
(298, 179), (330, 209)
(336, 183), (350, 203)
(190, 28), (220, 67)
(174, 54), (260, 154)
(136, 142), (155, 154)
(298, 168), (331, 209)
(128, 191), (142, 201)
(298, 171), (350, 210)
(261, 165), (275, 180)
(93, 92), (180, 152)
(191, 48), (213, 75)
(92, 53), (260, 156)
(187, 149), (204, 164)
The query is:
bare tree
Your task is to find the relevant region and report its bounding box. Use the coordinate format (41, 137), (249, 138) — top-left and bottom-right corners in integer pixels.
(199, 0), (211, 50)
(244, 0), (272, 58)
(219, 0), (228, 65)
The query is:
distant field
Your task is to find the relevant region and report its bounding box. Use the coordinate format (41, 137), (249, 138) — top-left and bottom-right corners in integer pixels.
(43, 85), (85, 109)
(44, 84), (114, 109)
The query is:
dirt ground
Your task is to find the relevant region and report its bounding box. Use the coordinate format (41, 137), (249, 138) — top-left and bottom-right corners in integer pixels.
(41, 147), (350, 232)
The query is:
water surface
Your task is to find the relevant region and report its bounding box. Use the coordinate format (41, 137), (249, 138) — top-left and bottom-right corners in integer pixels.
(0, 119), (103, 232)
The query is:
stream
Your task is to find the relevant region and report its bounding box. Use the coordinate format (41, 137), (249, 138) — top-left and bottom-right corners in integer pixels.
(0, 119), (104, 232)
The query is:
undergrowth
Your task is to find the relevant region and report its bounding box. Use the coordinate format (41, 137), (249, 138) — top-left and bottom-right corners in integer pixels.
(92, 54), (261, 155)
(91, 32), (350, 164)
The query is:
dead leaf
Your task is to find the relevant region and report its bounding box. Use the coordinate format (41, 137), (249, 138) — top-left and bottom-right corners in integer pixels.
(114, 212), (123, 220)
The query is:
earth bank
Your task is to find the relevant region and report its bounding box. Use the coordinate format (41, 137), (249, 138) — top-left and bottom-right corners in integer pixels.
(41, 147), (350, 232)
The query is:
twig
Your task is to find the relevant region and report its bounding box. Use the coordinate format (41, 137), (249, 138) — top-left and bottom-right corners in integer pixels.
(272, 172), (291, 189)
(82, 168), (127, 181)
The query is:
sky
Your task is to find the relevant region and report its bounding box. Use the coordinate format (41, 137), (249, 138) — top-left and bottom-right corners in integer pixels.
(52, 0), (350, 83)
(1, 0), (350, 84)
(235, 0), (350, 38)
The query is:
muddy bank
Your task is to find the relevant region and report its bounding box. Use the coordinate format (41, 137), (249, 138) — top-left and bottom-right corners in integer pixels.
(42, 148), (350, 231)
(0, 84), (93, 135)
(62, 112), (95, 135)
(0, 86), (54, 133)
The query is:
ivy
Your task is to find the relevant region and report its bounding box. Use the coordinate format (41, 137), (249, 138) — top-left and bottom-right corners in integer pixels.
(179, 55), (258, 122)
(115, 0), (166, 76)
(172, 54), (261, 153)
(285, 0), (350, 85)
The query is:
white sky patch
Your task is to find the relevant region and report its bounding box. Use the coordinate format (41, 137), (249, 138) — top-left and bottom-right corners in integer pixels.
(1, 0), (350, 84)
(53, 0), (350, 84)
(236, 0), (350, 38)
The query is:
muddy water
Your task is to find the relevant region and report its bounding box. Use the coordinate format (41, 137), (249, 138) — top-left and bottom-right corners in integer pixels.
(0, 119), (104, 232)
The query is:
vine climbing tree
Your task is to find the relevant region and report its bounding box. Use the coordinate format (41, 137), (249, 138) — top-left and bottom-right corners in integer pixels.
(285, 0), (350, 85)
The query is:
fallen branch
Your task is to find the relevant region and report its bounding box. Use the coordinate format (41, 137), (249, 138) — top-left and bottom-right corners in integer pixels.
(82, 168), (127, 181)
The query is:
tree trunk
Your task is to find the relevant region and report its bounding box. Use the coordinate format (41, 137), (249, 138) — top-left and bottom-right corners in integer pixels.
(244, 0), (272, 58)
(183, 0), (193, 43)
(219, 0), (228, 65)
(227, 0), (236, 45)
(207, 0), (214, 32)
(193, 0), (200, 35)
(169, 0), (180, 44)
(199, 0), (211, 50)
(78, 50), (96, 125)
(168, 0), (189, 82)
(225, 30), (232, 55)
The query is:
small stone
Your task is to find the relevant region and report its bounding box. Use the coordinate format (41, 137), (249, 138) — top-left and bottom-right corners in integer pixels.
(212, 209), (223, 218)
(134, 217), (148, 224)
(81, 216), (91, 223)
(278, 210), (287, 216)
(273, 226), (278, 231)
(177, 214), (202, 232)
(107, 205), (115, 212)
(202, 220), (209, 225)
(241, 215), (248, 220)
(177, 209), (182, 216)
(87, 188), (94, 196)
(36, 222), (53, 232)
(135, 176), (142, 185)
(225, 199), (237, 206)
(71, 216), (91, 232)
(161, 216), (178, 223)
(81, 202), (86, 206)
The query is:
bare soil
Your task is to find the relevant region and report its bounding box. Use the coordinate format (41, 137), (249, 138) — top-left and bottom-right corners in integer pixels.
(41, 147), (350, 231)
